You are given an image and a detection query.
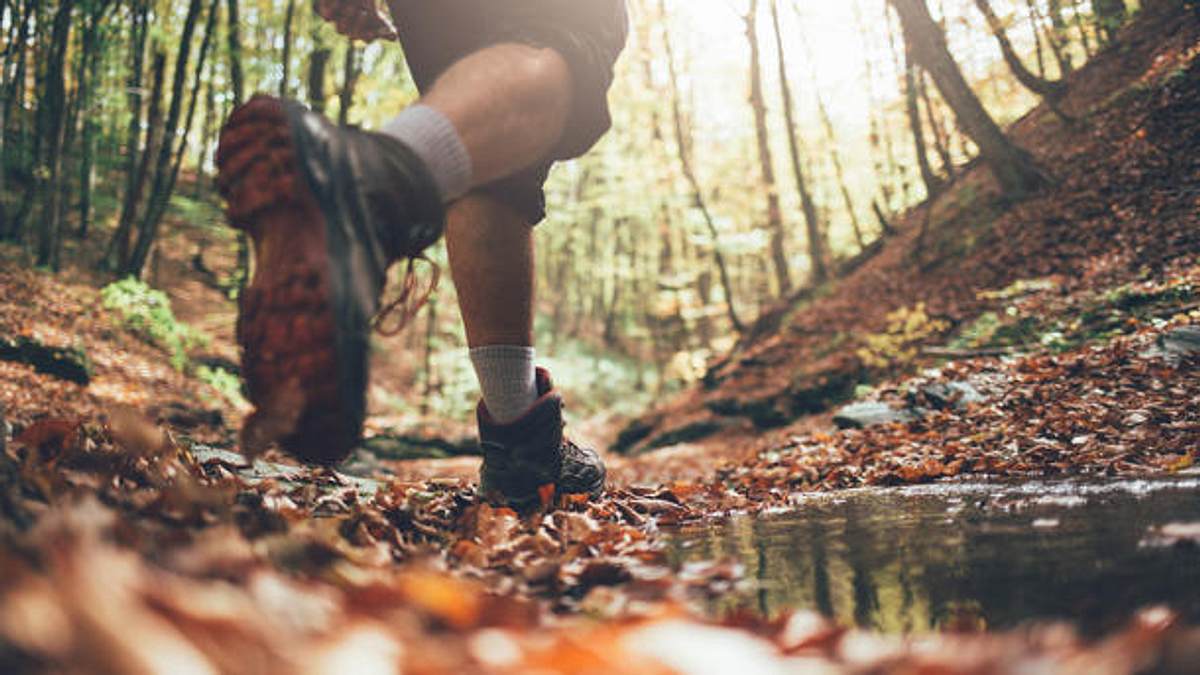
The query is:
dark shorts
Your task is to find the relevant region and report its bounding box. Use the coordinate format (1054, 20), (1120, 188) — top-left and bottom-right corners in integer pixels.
(387, 0), (628, 224)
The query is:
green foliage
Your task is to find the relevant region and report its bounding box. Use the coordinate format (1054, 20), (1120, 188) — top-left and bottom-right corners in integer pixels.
(101, 278), (208, 370)
(857, 303), (949, 371)
(196, 365), (247, 407)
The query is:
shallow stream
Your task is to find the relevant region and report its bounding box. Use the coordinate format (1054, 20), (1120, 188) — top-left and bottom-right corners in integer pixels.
(668, 476), (1200, 636)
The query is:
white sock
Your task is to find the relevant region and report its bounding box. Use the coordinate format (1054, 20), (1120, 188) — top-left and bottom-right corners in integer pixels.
(380, 104), (473, 203)
(470, 346), (538, 424)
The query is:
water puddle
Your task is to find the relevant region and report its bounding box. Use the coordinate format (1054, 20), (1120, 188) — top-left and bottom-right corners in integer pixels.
(667, 476), (1200, 635)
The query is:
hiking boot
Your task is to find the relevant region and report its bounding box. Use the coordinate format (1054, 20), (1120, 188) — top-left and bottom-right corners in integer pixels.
(478, 369), (606, 509)
(216, 96), (444, 465)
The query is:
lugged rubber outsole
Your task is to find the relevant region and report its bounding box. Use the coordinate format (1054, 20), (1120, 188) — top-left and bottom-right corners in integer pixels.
(215, 96), (354, 464)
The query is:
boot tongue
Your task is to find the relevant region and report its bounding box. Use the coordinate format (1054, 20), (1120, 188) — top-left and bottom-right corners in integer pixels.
(345, 131), (446, 262)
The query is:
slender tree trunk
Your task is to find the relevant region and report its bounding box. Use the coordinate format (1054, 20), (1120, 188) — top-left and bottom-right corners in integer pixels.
(905, 48), (944, 199)
(0, 6), (33, 239)
(1024, 0), (1048, 78)
(226, 0), (245, 107)
(885, 7), (916, 203)
(309, 44), (331, 114)
(1043, 0), (1074, 76)
(973, 0), (1067, 100)
(125, 0), (210, 278)
(658, 0), (743, 334)
(35, 0), (75, 270)
(280, 0), (296, 98)
(106, 5), (153, 270)
(1093, 0), (1127, 43)
(918, 69), (955, 179)
(6, 2), (42, 243)
(850, 1), (898, 220)
(338, 42), (360, 126)
(769, 0), (827, 282)
(746, 0), (793, 294)
(889, 0), (1048, 199)
(77, 2), (112, 239)
(1072, 0), (1096, 57)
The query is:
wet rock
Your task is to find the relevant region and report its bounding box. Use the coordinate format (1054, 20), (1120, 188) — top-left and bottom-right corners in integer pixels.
(644, 420), (726, 452)
(833, 402), (922, 430)
(612, 418), (657, 454)
(362, 432), (479, 461)
(1141, 326), (1200, 365)
(706, 397), (791, 429)
(0, 335), (91, 386)
(912, 381), (986, 411)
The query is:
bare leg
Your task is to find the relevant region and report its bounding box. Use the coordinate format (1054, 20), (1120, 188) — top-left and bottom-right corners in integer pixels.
(445, 194), (534, 348)
(422, 44), (572, 187)
(414, 44), (572, 348)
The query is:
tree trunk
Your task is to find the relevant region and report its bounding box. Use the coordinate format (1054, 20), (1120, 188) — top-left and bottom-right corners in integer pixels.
(1024, 0), (1048, 78)
(1072, 0), (1096, 57)
(125, 0), (211, 278)
(889, 0), (1048, 199)
(658, 0), (743, 334)
(338, 42), (360, 126)
(280, 0), (296, 98)
(0, 5), (33, 240)
(746, 0), (793, 294)
(1043, 0), (1074, 76)
(1094, 0), (1127, 43)
(106, 6), (153, 270)
(226, 0), (245, 107)
(76, 1), (113, 240)
(973, 0), (1067, 100)
(905, 47), (945, 200)
(850, 1), (899, 218)
(769, 0), (828, 281)
(34, 0), (75, 270)
(918, 68), (955, 179)
(309, 45), (331, 114)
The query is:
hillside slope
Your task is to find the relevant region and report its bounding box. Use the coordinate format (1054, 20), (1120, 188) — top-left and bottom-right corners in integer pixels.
(615, 4), (1200, 456)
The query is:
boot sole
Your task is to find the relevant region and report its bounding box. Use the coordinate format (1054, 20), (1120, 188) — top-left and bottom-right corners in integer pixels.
(215, 96), (358, 464)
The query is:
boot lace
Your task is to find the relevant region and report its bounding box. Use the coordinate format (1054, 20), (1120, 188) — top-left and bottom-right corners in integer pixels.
(373, 255), (441, 337)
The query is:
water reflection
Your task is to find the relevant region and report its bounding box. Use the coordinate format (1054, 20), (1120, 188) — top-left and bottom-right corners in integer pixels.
(668, 478), (1200, 635)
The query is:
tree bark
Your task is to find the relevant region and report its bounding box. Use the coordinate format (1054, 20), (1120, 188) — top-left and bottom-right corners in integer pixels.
(1093, 0), (1127, 43)
(106, 6), (153, 270)
(34, 0), (75, 270)
(0, 4), (33, 240)
(226, 0), (245, 107)
(746, 0), (793, 294)
(889, 0), (1048, 199)
(769, 0), (827, 283)
(918, 68), (955, 179)
(280, 0), (296, 98)
(338, 42), (360, 126)
(1043, 0), (1074, 76)
(124, 0), (207, 278)
(309, 45), (332, 114)
(904, 47), (945, 200)
(973, 0), (1067, 100)
(76, 0), (114, 240)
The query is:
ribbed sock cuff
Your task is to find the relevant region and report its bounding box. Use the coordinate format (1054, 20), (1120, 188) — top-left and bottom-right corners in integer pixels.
(470, 345), (538, 425)
(380, 104), (473, 203)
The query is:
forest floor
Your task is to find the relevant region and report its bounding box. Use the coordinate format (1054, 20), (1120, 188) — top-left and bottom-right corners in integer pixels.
(2, 6), (1200, 675)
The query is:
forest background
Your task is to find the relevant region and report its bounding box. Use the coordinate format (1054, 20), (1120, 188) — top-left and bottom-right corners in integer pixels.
(0, 0), (1143, 439)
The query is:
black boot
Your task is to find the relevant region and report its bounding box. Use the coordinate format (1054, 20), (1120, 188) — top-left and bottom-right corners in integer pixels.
(477, 369), (607, 509)
(216, 96), (444, 465)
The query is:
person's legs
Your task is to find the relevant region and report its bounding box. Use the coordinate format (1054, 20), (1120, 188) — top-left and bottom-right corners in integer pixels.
(382, 44), (570, 424)
(419, 45), (572, 188)
(445, 192), (539, 423)
(219, 0), (625, 490)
